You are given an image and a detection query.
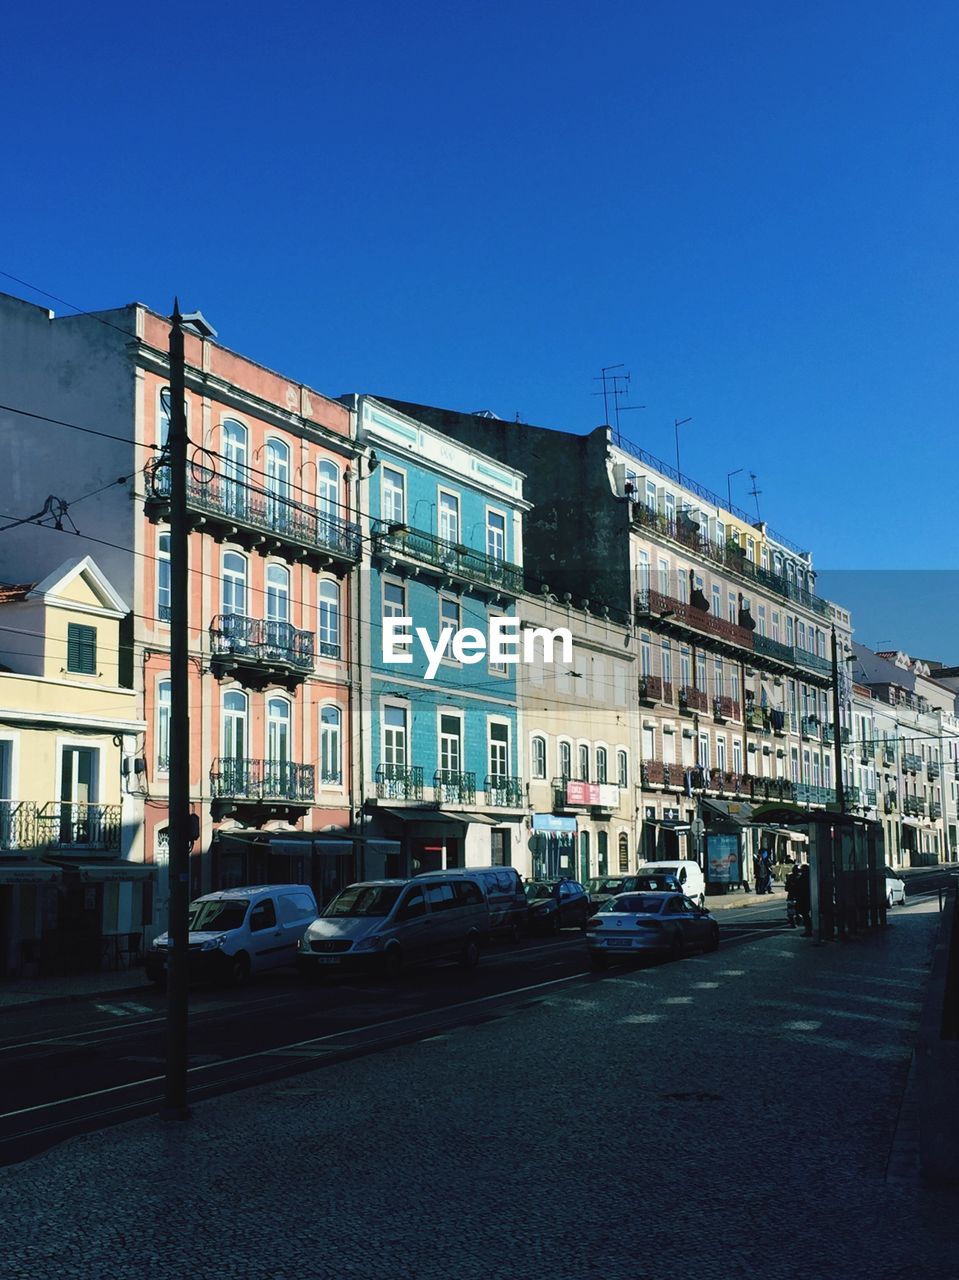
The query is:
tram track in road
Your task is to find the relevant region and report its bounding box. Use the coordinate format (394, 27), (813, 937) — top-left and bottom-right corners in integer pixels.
(0, 919), (789, 1168)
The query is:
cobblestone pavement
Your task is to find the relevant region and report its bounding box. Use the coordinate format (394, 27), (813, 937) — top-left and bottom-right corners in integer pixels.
(1, 900), (955, 1279)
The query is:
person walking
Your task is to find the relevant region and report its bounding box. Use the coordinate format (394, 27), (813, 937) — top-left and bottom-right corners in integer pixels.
(792, 862), (812, 936)
(759, 846), (774, 895)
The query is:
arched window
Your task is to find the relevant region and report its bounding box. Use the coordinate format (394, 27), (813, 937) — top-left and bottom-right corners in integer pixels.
(595, 746), (608, 785)
(157, 531), (171, 622)
(618, 832), (630, 873)
(597, 831), (609, 876)
(159, 388), (172, 447)
(578, 744), (590, 782)
(266, 697), (291, 792)
(559, 740), (572, 781)
(617, 749), (629, 788)
(265, 438), (291, 532)
(222, 690), (248, 759)
(222, 420), (248, 518)
(318, 579), (340, 658)
(222, 552), (247, 616)
(318, 460), (339, 520)
(157, 680), (171, 773)
(266, 563), (290, 622)
(320, 705), (342, 784)
(531, 736), (547, 780)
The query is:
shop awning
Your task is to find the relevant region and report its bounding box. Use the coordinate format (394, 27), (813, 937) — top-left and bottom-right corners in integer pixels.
(56, 862), (155, 882)
(0, 864), (61, 885)
(702, 798), (754, 825)
(381, 808), (498, 826)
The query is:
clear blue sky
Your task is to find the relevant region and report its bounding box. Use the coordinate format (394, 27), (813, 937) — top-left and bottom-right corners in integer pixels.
(2, 3), (957, 645)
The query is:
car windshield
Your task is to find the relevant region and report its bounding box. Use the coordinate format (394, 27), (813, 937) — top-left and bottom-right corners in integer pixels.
(323, 885), (404, 917)
(188, 900), (248, 932)
(601, 894), (665, 915)
(587, 878), (626, 895)
(525, 882), (554, 901)
(632, 876), (672, 890)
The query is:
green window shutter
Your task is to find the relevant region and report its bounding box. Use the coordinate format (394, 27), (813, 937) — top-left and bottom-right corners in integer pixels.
(67, 623), (97, 674)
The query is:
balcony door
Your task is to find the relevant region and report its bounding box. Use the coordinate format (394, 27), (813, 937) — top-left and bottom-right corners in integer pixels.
(266, 697), (291, 793)
(265, 439), (291, 533)
(59, 745), (99, 846)
(265, 563), (291, 660)
(318, 460), (339, 540)
(222, 420), (248, 518)
(222, 691), (248, 794)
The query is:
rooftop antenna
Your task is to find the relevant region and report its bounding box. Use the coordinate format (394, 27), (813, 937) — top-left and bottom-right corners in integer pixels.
(748, 472), (762, 521)
(593, 365), (644, 442)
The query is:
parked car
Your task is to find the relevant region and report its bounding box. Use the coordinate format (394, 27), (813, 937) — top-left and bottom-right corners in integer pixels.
(296, 874), (490, 978)
(417, 866), (527, 941)
(885, 867), (906, 907)
(524, 878), (591, 933)
(638, 860), (706, 907)
(585, 872), (682, 914)
(145, 884), (318, 986)
(585, 891), (719, 969)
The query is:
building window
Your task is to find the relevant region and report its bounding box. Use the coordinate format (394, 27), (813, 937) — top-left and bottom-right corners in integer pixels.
(440, 596), (460, 639)
(320, 706), (342, 784)
(382, 467), (406, 524)
(159, 387), (172, 447)
(222, 420), (248, 517)
(716, 737), (727, 773)
(383, 705), (408, 766)
(559, 740), (572, 780)
(266, 697), (291, 772)
(578, 743), (590, 781)
(66, 623), (97, 675)
(596, 746), (608, 784)
(222, 690), (248, 760)
(598, 831), (609, 876)
(440, 714), (463, 774)
(265, 438), (291, 530)
(711, 584), (721, 617)
(439, 491), (460, 545)
(157, 680), (171, 773)
(488, 613), (508, 675)
(486, 510), (506, 562)
(318, 580), (340, 658)
(618, 832), (629, 873)
(383, 580), (406, 619)
(531, 736), (547, 779)
(318, 460), (340, 521)
(222, 551), (247, 616)
(157, 531), (171, 623)
(489, 722), (509, 780)
(266, 563), (290, 624)
(618, 749), (628, 788)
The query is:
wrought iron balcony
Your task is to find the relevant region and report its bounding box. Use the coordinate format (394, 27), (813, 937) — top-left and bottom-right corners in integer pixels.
(800, 716), (820, 740)
(927, 761), (941, 780)
(638, 675), (674, 705)
(375, 763), (423, 801)
(636, 588), (755, 653)
(485, 775), (523, 807)
(36, 802), (121, 852)
(931, 800), (943, 819)
(903, 794), (926, 817)
(753, 634), (795, 666)
(372, 521), (524, 595)
(679, 685), (709, 713)
(0, 800), (39, 852)
(434, 770), (477, 804)
(210, 758), (314, 803)
(882, 746), (897, 766)
(902, 753), (923, 774)
(884, 790), (898, 814)
(793, 783), (836, 807)
(145, 459), (361, 568)
(748, 777), (796, 803)
(713, 695), (741, 722)
(210, 615), (314, 682)
(794, 648), (832, 678)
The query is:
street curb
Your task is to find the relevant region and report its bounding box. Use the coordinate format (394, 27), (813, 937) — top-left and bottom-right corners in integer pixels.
(0, 981), (155, 1013)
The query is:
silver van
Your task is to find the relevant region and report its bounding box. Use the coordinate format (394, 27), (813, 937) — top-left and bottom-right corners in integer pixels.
(296, 874), (490, 979)
(416, 866), (526, 941)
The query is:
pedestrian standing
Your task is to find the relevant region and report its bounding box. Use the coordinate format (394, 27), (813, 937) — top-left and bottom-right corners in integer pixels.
(793, 863), (812, 936)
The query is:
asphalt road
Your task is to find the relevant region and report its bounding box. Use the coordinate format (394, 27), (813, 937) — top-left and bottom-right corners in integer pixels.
(0, 901), (795, 1167)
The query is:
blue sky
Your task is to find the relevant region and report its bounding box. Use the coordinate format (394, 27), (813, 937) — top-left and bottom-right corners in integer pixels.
(2, 3), (957, 651)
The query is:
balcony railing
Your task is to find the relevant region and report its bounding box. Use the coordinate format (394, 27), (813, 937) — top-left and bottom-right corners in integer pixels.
(210, 615), (314, 673)
(882, 746), (897, 766)
(638, 675), (673, 704)
(434, 770), (477, 805)
(210, 758), (314, 803)
(800, 716), (821, 740)
(0, 800), (39, 852)
(902, 754), (923, 774)
(636, 589), (756, 652)
(903, 794), (926, 817)
(36, 802), (122, 852)
(753, 634), (795, 666)
(679, 686), (709, 713)
(712, 695), (741, 722)
(485, 775), (523, 807)
(931, 800), (943, 819)
(794, 648), (832, 677)
(375, 763), (423, 801)
(372, 521), (524, 594)
(145, 460), (361, 565)
(927, 761), (941, 780)
(794, 783), (836, 807)
(884, 791), (898, 814)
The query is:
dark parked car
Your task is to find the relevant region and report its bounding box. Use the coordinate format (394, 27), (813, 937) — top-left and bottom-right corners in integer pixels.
(525, 879), (591, 934)
(585, 872), (682, 914)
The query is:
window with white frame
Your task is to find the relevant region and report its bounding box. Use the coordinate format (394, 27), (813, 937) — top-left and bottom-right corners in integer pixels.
(531, 735), (547, 779)
(318, 460), (339, 521)
(383, 705), (408, 767)
(617, 749), (628, 788)
(596, 746), (608, 784)
(486, 510), (506, 562)
(641, 725), (656, 760)
(382, 467), (406, 525)
(559, 740), (572, 780)
(711, 584), (721, 617)
(489, 721), (509, 780)
(318, 580), (340, 658)
(440, 713), (463, 774)
(488, 613), (508, 675)
(222, 689), (248, 760)
(222, 552), (247, 617)
(266, 697), (291, 777)
(265, 438), (291, 530)
(157, 680), (171, 773)
(716, 737), (727, 773)
(383, 580), (406, 619)
(157, 531), (171, 623)
(266, 563), (290, 624)
(733, 739), (743, 774)
(440, 597), (460, 657)
(438, 491), (460, 545)
(578, 743), (590, 781)
(320, 706), (342, 784)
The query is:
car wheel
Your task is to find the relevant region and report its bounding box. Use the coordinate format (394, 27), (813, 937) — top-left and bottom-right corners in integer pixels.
(382, 945), (403, 979)
(590, 952), (609, 972)
(705, 924), (720, 952)
(460, 937), (480, 969)
(670, 930), (684, 960)
(229, 952), (251, 986)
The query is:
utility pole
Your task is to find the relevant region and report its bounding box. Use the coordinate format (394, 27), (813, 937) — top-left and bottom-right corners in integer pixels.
(830, 623), (846, 941)
(164, 300), (191, 1118)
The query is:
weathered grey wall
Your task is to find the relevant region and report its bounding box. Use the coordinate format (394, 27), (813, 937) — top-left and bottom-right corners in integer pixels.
(379, 400), (632, 621)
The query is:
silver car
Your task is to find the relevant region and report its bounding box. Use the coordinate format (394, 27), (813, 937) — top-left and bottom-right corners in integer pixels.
(584, 891), (719, 970)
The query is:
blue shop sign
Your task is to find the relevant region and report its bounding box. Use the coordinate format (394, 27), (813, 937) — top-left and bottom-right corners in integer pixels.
(532, 814), (577, 833)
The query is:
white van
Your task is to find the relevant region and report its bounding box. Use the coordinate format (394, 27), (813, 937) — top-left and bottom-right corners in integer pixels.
(145, 884), (318, 986)
(638, 860), (706, 907)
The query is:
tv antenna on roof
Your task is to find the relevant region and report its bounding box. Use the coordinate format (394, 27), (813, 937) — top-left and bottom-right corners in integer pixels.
(593, 365), (644, 442)
(748, 472), (762, 522)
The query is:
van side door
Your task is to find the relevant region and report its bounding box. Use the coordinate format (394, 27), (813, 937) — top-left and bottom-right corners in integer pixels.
(423, 881), (459, 957)
(393, 886), (432, 962)
(277, 890), (318, 964)
(247, 896), (284, 970)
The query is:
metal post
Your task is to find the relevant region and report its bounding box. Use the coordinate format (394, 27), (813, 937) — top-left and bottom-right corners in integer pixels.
(831, 625), (846, 940)
(164, 300), (191, 1119)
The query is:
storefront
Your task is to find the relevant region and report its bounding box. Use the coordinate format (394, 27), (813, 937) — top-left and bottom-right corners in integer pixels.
(531, 814), (576, 879)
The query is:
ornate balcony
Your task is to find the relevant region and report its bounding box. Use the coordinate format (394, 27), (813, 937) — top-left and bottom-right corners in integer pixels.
(635, 588), (755, 655)
(434, 770), (477, 805)
(145, 460), (360, 571)
(375, 763), (424, 802)
(638, 675), (674, 705)
(372, 521), (523, 596)
(902, 754), (923, 774)
(800, 716), (820, 740)
(713, 695), (740, 723)
(485, 775), (523, 807)
(210, 758), (314, 808)
(35, 802), (121, 853)
(210, 615), (314, 689)
(927, 761), (941, 781)
(903, 794), (926, 817)
(794, 783), (836, 807)
(679, 686), (709, 714)
(795, 648), (832, 679)
(882, 746), (897, 766)
(0, 801), (38, 853)
(931, 800), (943, 819)
(753, 633), (795, 668)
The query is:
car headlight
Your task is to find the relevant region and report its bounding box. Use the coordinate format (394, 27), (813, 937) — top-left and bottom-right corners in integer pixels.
(298, 934), (313, 952)
(353, 936), (383, 952)
(200, 935), (227, 951)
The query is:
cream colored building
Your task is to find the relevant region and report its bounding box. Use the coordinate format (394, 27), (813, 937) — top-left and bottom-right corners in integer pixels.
(0, 557), (147, 977)
(518, 594), (640, 881)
